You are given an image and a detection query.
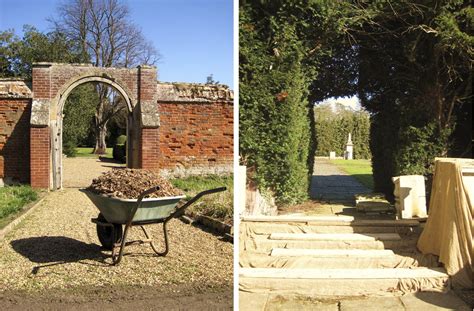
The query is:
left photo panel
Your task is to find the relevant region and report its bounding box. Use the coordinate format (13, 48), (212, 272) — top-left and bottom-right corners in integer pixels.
(0, 0), (234, 309)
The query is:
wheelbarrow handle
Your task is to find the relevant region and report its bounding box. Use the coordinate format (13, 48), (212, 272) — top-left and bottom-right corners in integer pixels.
(168, 186), (227, 219)
(137, 186), (161, 201)
(123, 186), (161, 227)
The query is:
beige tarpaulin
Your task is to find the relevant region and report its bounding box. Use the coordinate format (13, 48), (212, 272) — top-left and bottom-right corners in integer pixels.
(417, 158), (474, 288)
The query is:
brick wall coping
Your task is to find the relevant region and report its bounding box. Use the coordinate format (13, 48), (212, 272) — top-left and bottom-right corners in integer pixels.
(33, 62), (93, 67)
(32, 62), (157, 70)
(156, 82), (233, 103)
(0, 80), (32, 99)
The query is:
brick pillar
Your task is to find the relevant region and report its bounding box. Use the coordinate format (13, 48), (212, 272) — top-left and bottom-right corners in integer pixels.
(141, 128), (159, 170)
(138, 65), (160, 171)
(30, 127), (50, 188)
(30, 63), (51, 188)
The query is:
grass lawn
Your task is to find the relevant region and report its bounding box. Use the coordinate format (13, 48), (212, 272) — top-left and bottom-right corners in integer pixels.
(330, 159), (374, 190)
(171, 175), (233, 225)
(0, 186), (38, 228)
(75, 147), (113, 158)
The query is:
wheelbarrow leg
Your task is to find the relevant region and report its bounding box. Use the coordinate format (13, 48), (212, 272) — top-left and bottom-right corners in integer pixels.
(112, 223), (132, 265)
(140, 223), (169, 256)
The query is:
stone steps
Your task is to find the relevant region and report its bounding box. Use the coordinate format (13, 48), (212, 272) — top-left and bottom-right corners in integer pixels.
(241, 215), (420, 227)
(270, 248), (396, 257)
(239, 215), (446, 297)
(269, 232), (401, 241)
(244, 222), (416, 234)
(239, 267), (449, 296)
(240, 252), (437, 269)
(246, 235), (417, 252)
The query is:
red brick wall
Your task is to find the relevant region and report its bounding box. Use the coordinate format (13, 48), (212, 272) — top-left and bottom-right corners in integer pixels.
(0, 99), (31, 183)
(140, 128), (160, 170)
(157, 101), (233, 171)
(30, 127), (50, 188)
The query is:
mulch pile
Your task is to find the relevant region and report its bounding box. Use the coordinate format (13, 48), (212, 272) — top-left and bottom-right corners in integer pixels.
(87, 169), (183, 199)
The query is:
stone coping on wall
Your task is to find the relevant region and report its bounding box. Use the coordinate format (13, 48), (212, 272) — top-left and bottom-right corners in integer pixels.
(156, 82), (233, 103)
(0, 79), (32, 99)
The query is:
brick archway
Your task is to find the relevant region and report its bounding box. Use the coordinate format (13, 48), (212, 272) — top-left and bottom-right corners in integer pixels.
(30, 63), (160, 189)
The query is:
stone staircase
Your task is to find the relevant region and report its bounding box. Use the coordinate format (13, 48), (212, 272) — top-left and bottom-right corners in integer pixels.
(239, 214), (450, 297)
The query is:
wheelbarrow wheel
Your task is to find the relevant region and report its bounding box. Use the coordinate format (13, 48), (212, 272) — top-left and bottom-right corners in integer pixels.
(96, 213), (123, 250)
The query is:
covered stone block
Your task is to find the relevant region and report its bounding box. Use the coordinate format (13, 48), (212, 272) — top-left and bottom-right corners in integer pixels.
(392, 175), (427, 219)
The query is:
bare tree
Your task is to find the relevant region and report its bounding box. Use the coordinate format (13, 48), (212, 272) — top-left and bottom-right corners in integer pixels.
(52, 0), (160, 154)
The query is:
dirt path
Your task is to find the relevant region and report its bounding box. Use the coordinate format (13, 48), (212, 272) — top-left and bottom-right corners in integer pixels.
(0, 158), (233, 308)
(1, 286), (232, 310)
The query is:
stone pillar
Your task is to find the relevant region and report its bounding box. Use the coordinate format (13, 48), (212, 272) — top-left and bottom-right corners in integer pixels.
(344, 133), (353, 160)
(236, 165), (247, 216)
(30, 63), (51, 188)
(137, 65), (160, 171)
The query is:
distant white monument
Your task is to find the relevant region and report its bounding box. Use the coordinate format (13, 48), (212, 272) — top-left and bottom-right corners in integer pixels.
(344, 133), (353, 160)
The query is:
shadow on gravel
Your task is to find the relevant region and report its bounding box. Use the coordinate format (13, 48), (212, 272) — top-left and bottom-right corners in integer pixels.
(10, 236), (107, 273)
(98, 156), (123, 164)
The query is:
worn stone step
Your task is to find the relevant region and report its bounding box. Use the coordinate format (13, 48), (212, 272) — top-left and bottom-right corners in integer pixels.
(245, 235), (417, 252)
(270, 248), (395, 257)
(242, 222), (416, 235)
(240, 249), (441, 269)
(269, 233), (401, 242)
(240, 252), (439, 269)
(239, 267), (449, 296)
(241, 215), (420, 227)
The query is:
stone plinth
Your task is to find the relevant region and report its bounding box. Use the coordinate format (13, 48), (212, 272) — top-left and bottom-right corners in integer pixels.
(392, 175), (427, 219)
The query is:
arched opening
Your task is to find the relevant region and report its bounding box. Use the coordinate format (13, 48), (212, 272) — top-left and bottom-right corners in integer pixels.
(51, 76), (136, 189)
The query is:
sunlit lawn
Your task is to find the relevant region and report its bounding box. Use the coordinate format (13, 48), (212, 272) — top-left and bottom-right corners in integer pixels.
(331, 159), (374, 190)
(75, 147), (113, 158)
(0, 186), (38, 228)
(171, 175), (233, 225)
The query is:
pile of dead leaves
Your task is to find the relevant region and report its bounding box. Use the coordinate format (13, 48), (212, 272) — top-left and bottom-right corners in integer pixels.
(87, 169), (183, 199)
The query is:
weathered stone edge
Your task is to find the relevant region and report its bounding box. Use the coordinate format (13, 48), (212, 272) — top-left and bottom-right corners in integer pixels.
(0, 192), (48, 241)
(180, 214), (233, 243)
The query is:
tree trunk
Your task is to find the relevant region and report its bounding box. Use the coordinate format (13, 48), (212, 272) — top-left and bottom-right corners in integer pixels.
(94, 124), (107, 154)
(93, 85), (109, 155)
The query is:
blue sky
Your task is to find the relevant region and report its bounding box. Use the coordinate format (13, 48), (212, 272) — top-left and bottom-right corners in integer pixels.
(0, 0), (233, 87)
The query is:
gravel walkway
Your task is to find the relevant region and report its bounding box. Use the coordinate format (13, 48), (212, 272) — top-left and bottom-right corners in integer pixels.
(63, 157), (125, 188)
(310, 158), (370, 202)
(0, 158), (232, 294)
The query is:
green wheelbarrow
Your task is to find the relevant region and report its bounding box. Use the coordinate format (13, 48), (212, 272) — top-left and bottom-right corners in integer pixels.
(82, 186), (226, 265)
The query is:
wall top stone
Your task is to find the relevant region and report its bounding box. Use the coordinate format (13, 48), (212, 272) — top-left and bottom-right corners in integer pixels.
(156, 82), (233, 103)
(33, 62), (93, 68)
(0, 79), (32, 99)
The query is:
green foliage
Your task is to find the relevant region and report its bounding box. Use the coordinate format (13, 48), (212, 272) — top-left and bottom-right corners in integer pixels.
(62, 84), (98, 152)
(116, 135), (127, 145)
(63, 141), (77, 157)
(240, 3), (316, 205)
(314, 103), (371, 159)
(353, 1), (473, 198)
(0, 26), (82, 78)
(397, 122), (452, 176)
(0, 186), (38, 223)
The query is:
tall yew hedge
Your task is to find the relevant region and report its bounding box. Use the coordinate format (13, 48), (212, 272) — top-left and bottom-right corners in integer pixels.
(240, 6), (312, 204)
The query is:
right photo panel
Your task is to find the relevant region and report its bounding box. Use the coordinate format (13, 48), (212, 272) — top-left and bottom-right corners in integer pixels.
(238, 1), (473, 310)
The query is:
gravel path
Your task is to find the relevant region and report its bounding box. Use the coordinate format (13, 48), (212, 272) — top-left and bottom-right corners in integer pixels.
(0, 188), (232, 293)
(63, 157), (125, 188)
(310, 158), (370, 201)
